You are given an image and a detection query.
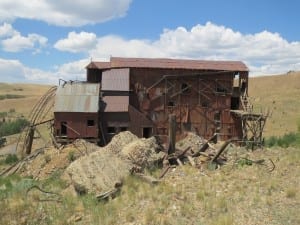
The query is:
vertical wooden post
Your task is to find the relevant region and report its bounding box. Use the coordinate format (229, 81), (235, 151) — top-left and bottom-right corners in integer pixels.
(25, 127), (35, 155)
(168, 114), (176, 155)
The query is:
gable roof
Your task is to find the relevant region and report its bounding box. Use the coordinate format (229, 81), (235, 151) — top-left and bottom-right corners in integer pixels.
(86, 57), (248, 72)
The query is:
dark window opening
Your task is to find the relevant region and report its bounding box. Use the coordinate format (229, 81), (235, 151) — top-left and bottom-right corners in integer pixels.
(168, 101), (175, 107)
(87, 119), (95, 127)
(120, 127), (127, 131)
(143, 127), (152, 138)
(107, 127), (116, 134)
(214, 111), (221, 121)
(216, 85), (227, 94)
(201, 101), (209, 108)
(231, 97), (240, 110)
(61, 122), (67, 135)
(241, 79), (247, 93)
(181, 83), (190, 94)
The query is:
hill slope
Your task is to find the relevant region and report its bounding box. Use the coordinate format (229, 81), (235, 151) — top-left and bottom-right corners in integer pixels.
(249, 72), (300, 137)
(0, 83), (52, 118)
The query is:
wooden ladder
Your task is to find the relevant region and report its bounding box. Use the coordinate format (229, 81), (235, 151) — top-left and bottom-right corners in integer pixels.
(240, 90), (253, 112)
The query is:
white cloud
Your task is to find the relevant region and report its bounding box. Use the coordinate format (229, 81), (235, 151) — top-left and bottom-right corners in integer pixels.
(0, 23), (48, 53)
(0, 58), (89, 84)
(2, 22), (300, 84)
(90, 35), (167, 59)
(54, 59), (89, 80)
(0, 0), (132, 27)
(0, 23), (18, 38)
(89, 22), (300, 76)
(0, 58), (56, 83)
(54, 31), (97, 53)
(2, 33), (48, 52)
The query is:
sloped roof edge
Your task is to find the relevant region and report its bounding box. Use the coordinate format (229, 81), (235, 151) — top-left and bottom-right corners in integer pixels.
(86, 57), (249, 72)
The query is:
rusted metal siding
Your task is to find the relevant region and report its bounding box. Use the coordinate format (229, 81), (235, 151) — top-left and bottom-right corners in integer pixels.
(102, 96), (129, 112)
(54, 112), (99, 140)
(102, 68), (130, 91)
(128, 105), (154, 137)
(101, 112), (130, 143)
(83, 57), (249, 142)
(54, 82), (100, 113)
(129, 68), (241, 140)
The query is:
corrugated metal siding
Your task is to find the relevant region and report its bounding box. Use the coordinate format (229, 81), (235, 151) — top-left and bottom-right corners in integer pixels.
(102, 96), (129, 112)
(102, 68), (130, 91)
(54, 82), (100, 112)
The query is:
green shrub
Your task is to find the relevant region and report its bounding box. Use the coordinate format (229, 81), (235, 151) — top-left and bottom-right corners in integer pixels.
(265, 132), (300, 148)
(68, 151), (76, 162)
(0, 118), (30, 136)
(0, 94), (25, 101)
(5, 154), (18, 164)
(0, 112), (8, 118)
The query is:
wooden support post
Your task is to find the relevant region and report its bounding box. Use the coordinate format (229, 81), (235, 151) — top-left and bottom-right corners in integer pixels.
(25, 127), (35, 155)
(168, 114), (176, 155)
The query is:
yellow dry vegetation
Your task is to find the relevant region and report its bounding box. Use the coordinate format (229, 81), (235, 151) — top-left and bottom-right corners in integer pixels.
(249, 72), (300, 137)
(0, 83), (52, 118)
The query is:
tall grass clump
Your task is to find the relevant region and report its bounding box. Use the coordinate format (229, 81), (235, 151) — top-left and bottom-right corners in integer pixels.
(0, 118), (29, 136)
(265, 121), (300, 148)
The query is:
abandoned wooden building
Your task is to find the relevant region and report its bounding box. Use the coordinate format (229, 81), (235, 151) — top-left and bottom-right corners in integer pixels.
(53, 57), (266, 146)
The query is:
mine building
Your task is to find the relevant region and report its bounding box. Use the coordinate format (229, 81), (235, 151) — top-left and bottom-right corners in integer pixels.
(53, 57), (266, 146)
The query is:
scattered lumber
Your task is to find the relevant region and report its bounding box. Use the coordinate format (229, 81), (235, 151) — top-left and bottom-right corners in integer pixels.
(192, 133), (217, 157)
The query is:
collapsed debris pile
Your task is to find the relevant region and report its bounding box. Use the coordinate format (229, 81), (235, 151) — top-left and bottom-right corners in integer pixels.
(64, 131), (163, 195)
(1, 130), (274, 201)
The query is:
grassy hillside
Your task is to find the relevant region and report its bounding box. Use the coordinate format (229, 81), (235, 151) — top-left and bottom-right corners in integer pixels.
(0, 83), (52, 118)
(249, 72), (300, 137)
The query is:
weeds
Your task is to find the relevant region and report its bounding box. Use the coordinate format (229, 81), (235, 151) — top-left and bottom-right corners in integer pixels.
(4, 154), (18, 164)
(265, 121), (300, 148)
(0, 118), (30, 136)
(286, 188), (297, 198)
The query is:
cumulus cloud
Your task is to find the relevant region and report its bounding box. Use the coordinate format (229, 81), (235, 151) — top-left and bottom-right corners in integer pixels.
(2, 22), (300, 84)
(0, 0), (132, 27)
(0, 23), (18, 38)
(89, 22), (300, 75)
(0, 58), (89, 84)
(0, 23), (47, 53)
(54, 32), (97, 53)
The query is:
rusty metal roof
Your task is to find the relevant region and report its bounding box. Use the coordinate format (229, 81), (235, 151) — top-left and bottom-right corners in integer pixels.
(102, 96), (129, 112)
(86, 61), (111, 69)
(54, 82), (100, 113)
(88, 57), (248, 72)
(102, 68), (130, 91)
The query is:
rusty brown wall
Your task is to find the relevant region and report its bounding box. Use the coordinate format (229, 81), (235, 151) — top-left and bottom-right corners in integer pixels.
(128, 68), (243, 140)
(54, 112), (99, 139)
(101, 112), (130, 142)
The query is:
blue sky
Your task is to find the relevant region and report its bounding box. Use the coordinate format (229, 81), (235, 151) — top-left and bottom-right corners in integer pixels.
(0, 0), (299, 83)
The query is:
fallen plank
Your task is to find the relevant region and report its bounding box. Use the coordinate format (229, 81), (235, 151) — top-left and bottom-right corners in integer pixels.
(192, 133), (217, 157)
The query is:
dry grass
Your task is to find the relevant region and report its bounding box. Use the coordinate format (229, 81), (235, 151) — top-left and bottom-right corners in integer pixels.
(249, 72), (300, 137)
(1, 147), (299, 225)
(0, 83), (51, 118)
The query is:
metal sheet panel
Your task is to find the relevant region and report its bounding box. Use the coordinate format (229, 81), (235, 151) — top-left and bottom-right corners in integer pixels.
(110, 57), (249, 71)
(102, 68), (130, 91)
(54, 82), (100, 112)
(102, 96), (129, 112)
